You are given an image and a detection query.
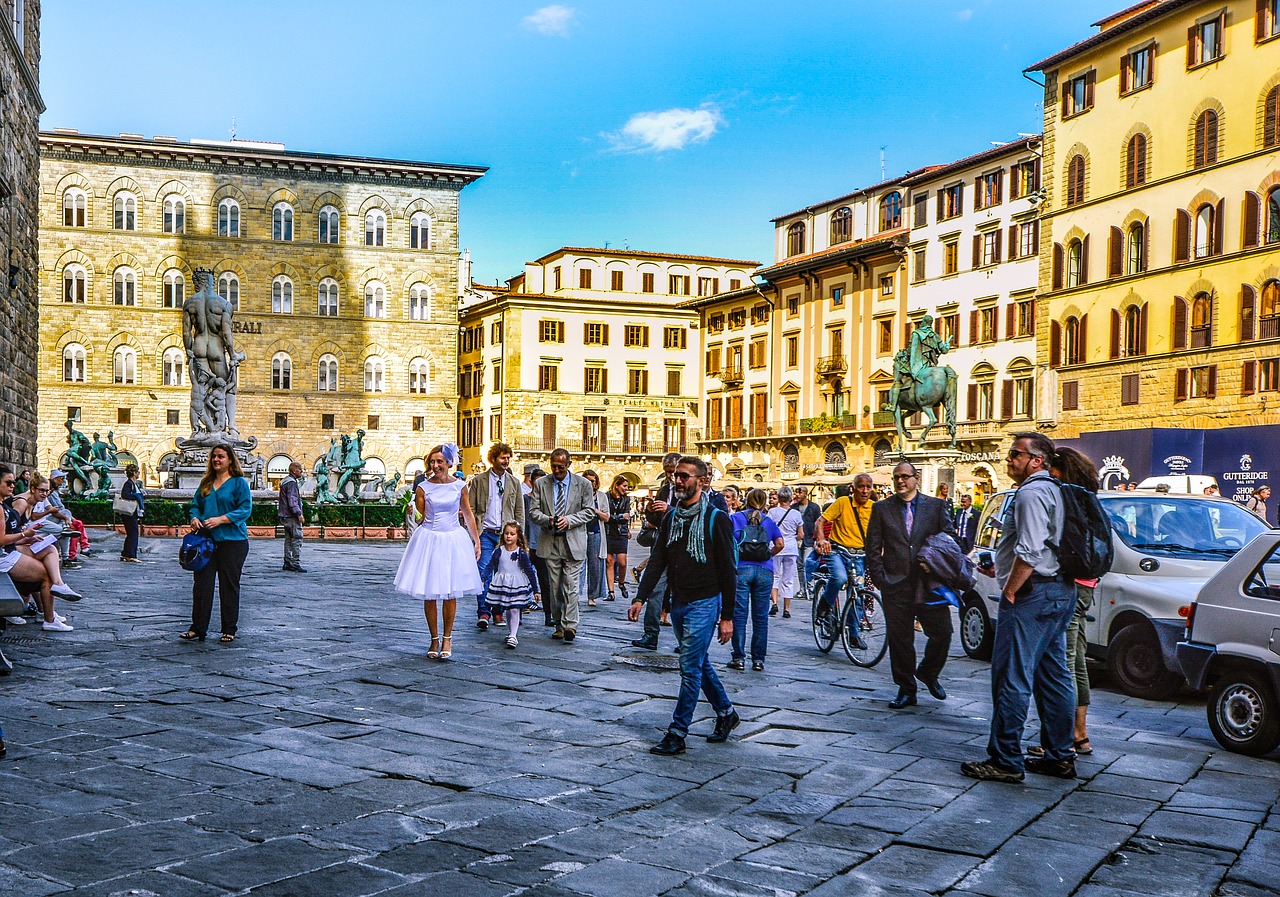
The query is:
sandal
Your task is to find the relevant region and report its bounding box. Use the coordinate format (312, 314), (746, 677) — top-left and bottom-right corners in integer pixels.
(439, 636), (452, 660)
(588, 600), (597, 607)
(427, 638), (441, 659)
(1074, 738), (1093, 755)
(179, 630), (205, 642)
(219, 633), (236, 643)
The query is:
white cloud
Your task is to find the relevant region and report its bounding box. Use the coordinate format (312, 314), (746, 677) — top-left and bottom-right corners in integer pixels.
(606, 105), (724, 153)
(956, 8), (974, 20)
(523, 5), (577, 37)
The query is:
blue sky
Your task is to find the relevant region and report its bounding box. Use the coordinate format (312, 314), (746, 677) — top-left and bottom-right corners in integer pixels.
(41, 1), (1119, 284)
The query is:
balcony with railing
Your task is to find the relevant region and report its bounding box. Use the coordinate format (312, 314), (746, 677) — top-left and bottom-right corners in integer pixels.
(1190, 326), (1212, 349)
(1261, 315), (1280, 340)
(815, 355), (848, 378)
(718, 363), (744, 385)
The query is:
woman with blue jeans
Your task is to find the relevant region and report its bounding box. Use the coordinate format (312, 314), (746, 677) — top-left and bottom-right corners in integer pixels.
(729, 488), (784, 671)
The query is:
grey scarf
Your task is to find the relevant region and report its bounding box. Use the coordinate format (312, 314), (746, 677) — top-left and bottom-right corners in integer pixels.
(666, 494), (709, 564)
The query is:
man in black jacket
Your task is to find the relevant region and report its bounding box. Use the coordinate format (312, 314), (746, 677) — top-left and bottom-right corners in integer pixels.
(629, 456), (738, 755)
(952, 494), (979, 554)
(865, 461), (956, 708)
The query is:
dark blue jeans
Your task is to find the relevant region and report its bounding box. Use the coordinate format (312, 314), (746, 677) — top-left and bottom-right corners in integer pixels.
(476, 529), (500, 618)
(668, 595), (733, 739)
(732, 564), (771, 662)
(820, 546), (862, 608)
(987, 577), (1078, 771)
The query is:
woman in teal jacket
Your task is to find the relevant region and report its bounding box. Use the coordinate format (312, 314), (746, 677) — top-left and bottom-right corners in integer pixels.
(181, 445), (252, 643)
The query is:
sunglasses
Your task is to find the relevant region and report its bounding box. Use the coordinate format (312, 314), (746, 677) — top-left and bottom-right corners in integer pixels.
(1007, 449), (1034, 460)
(671, 472), (697, 481)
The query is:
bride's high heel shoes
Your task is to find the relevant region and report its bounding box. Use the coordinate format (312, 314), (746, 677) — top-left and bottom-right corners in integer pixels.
(427, 638), (441, 659)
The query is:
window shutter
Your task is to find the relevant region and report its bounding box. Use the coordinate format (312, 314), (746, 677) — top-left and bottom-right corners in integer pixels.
(1120, 52), (1132, 92)
(1214, 199), (1225, 255)
(1079, 235), (1090, 286)
(994, 170), (1003, 204)
(1052, 243), (1064, 290)
(603, 323), (610, 344)
(1139, 302), (1149, 355)
(1009, 164), (1021, 199)
(1061, 82), (1069, 118)
(967, 383), (979, 420)
(1243, 360), (1257, 396)
(1173, 296), (1188, 349)
(1008, 224), (1018, 258)
(1126, 137), (1136, 187)
(1208, 365), (1218, 398)
(974, 176), (984, 209)
(1187, 25), (1198, 67)
(1033, 219), (1041, 247)
(1136, 135), (1146, 185)
(994, 230), (1002, 263)
(1176, 368), (1189, 401)
(936, 191), (945, 218)
(1194, 115), (1206, 167)
(641, 419), (647, 451)
(1266, 87), (1280, 147)
(969, 309), (979, 345)
(679, 420), (687, 451)
(1258, 0), (1269, 42)
(1001, 380), (1014, 419)
(1084, 69), (1096, 108)
(1050, 320), (1062, 368)
(1006, 303), (1016, 338)
(1110, 309), (1121, 358)
(1142, 216), (1151, 272)
(1175, 209), (1192, 262)
(1033, 158), (1042, 192)
(1079, 313), (1088, 361)
(991, 308), (999, 341)
(1242, 284), (1257, 341)
(1244, 192), (1261, 248)
(1109, 226), (1124, 278)
(972, 234), (981, 268)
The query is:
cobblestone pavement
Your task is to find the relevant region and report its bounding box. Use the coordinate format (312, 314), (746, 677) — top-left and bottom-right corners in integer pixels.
(1, 536), (1278, 896)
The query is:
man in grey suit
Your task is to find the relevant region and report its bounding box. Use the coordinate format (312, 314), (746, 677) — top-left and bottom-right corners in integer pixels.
(468, 442), (525, 629)
(528, 448), (597, 642)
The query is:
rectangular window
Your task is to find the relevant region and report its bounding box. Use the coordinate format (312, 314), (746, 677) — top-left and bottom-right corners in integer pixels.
(939, 313), (960, 345)
(831, 286), (844, 307)
(624, 324), (649, 347)
(622, 416), (647, 452)
(663, 418), (686, 453)
(1010, 159), (1040, 199)
(943, 241), (959, 275)
(913, 192), (929, 227)
(787, 295), (799, 316)
(1261, 359), (1280, 391)
(748, 338), (767, 369)
(412, 416), (424, 431)
(750, 303), (770, 324)
(912, 248), (926, 283)
(1122, 44), (1154, 93)
(830, 328), (844, 358)
(584, 322), (608, 345)
(493, 363), (502, 392)
(611, 270), (624, 291)
(877, 319), (894, 354)
(553, 266), (562, 290)
(669, 275), (691, 295)
(1190, 365), (1217, 398)
(323, 413), (335, 429)
(940, 183), (963, 219)
(666, 368), (682, 396)
(1061, 380), (1079, 411)
(166, 409), (180, 425)
(491, 320), (503, 344)
(1014, 377), (1033, 416)
(1260, 0), (1280, 41)
(697, 276), (720, 297)
(706, 345), (722, 373)
(583, 415), (608, 452)
(367, 415), (380, 431)
(584, 366), (607, 394)
(663, 326), (686, 349)
(1019, 221), (1038, 258)
(728, 308), (747, 329)
(1188, 12), (1225, 66)
(117, 408), (133, 425)
(490, 414), (502, 441)
(1016, 299), (1035, 337)
(1061, 70), (1095, 117)
(538, 364), (559, 391)
(1121, 373), (1140, 405)
(976, 170), (1002, 209)
(979, 306), (998, 343)
(539, 319), (564, 342)
(707, 313), (725, 333)
(981, 230), (1001, 266)
(729, 278), (742, 290)
(642, 272), (655, 293)
(879, 275), (894, 296)
(579, 268), (592, 289)
(628, 368), (650, 395)
(274, 412), (287, 428)
(785, 334), (798, 367)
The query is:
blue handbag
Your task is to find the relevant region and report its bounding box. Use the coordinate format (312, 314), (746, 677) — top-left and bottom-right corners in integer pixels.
(179, 531), (215, 572)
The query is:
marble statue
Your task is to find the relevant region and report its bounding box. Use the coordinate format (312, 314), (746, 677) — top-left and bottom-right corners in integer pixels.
(178, 268), (255, 451)
(884, 315), (958, 452)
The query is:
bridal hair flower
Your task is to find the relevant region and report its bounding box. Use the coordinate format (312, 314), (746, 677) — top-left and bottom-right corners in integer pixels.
(440, 443), (461, 467)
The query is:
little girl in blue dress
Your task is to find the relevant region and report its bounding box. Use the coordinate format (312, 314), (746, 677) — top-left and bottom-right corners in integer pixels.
(481, 523), (539, 649)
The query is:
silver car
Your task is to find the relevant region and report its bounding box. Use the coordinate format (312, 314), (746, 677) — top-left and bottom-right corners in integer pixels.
(959, 491), (1270, 699)
(1178, 531), (1280, 756)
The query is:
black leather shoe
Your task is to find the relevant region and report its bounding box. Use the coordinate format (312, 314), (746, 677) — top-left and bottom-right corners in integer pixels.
(650, 733), (686, 755)
(917, 675), (947, 700)
(888, 691), (918, 709)
(706, 709), (740, 743)
(1026, 756), (1077, 779)
(631, 638), (658, 650)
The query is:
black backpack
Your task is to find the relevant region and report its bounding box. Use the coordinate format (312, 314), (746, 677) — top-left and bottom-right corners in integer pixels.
(736, 510), (772, 563)
(1053, 481), (1114, 580)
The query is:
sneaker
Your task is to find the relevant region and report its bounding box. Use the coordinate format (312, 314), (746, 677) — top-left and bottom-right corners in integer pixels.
(23, 602), (38, 616)
(768, 604), (779, 616)
(4, 616), (26, 625)
(650, 733), (686, 755)
(42, 618), (74, 632)
(727, 657), (745, 671)
(707, 709), (741, 743)
(62, 560), (84, 570)
(494, 613), (505, 626)
(1025, 756), (1077, 779)
(752, 661), (765, 671)
(50, 584), (81, 601)
(960, 759), (1024, 783)
(782, 610), (791, 618)
(505, 635), (518, 649)
(477, 615), (490, 631)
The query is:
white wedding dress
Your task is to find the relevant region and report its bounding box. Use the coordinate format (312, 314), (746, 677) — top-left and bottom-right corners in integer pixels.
(394, 479), (482, 601)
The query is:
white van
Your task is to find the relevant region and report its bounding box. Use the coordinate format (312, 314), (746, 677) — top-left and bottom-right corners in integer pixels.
(1136, 475), (1219, 494)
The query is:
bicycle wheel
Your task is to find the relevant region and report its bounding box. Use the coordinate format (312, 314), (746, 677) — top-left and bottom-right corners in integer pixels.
(841, 588), (888, 667)
(810, 575), (838, 653)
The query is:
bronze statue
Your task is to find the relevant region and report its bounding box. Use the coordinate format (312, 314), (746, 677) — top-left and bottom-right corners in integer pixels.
(61, 420), (94, 496)
(335, 429), (367, 502)
(885, 316), (958, 451)
(88, 431), (119, 496)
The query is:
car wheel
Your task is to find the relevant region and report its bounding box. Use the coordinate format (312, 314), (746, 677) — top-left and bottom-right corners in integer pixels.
(960, 599), (993, 661)
(1206, 669), (1280, 757)
(1106, 623), (1183, 700)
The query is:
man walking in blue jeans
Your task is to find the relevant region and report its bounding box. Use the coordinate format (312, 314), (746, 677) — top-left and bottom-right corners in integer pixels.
(468, 443), (525, 630)
(962, 432), (1077, 783)
(629, 456), (738, 755)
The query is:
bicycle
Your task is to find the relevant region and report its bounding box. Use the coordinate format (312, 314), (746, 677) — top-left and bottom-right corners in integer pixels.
(807, 550), (888, 667)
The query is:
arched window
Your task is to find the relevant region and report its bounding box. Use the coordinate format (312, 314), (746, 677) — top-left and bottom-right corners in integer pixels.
(787, 221), (806, 257)
(1191, 292), (1213, 348)
(218, 272), (239, 311)
(1066, 239), (1083, 288)
(1125, 134), (1147, 188)
(1066, 155), (1085, 206)
(409, 357), (430, 394)
(364, 210), (386, 247)
(113, 192), (136, 230)
(113, 267), (136, 306)
(829, 206), (852, 245)
(272, 202), (293, 241)
(1193, 110), (1219, 168)
(364, 281), (386, 318)
(879, 192), (902, 231)
(272, 275), (293, 314)
(1262, 281), (1280, 339)
(62, 264), (86, 303)
(1123, 305), (1143, 357)
(113, 347), (136, 384)
(1194, 203), (1215, 258)
(1064, 316), (1083, 365)
(271, 352), (292, 390)
(364, 357), (385, 393)
(62, 343), (86, 382)
(162, 269), (185, 308)
(1126, 222), (1145, 275)
(62, 188), (86, 227)
(162, 347), (185, 386)
(1265, 86), (1280, 149)
(218, 199), (240, 237)
(162, 195), (185, 234)
(318, 278), (339, 316)
(1267, 188), (1280, 244)
(318, 205), (339, 244)
(410, 211), (430, 249)
(318, 354), (338, 391)
(409, 283), (431, 320)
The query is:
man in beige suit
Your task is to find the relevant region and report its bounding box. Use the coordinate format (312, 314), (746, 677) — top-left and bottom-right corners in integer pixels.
(528, 448), (597, 642)
(468, 442), (525, 629)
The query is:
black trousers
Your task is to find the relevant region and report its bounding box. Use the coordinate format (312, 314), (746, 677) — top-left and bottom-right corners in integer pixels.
(191, 539), (249, 636)
(121, 514), (140, 559)
(882, 587), (953, 694)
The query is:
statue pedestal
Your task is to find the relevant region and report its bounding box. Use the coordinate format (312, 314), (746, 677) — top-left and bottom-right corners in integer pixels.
(900, 449), (962, 499)
(164, 442), (265, 491)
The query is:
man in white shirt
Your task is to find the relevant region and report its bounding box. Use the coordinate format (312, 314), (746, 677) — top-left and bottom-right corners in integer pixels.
(468, 443), (525, 629)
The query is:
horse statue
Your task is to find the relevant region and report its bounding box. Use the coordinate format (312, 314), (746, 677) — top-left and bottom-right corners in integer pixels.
(886, 348), (958, 452)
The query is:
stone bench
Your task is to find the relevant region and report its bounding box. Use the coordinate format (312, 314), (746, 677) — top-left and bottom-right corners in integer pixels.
(0, 573), (26, 675)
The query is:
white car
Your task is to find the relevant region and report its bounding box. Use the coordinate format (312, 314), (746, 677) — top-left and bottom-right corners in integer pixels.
(959, 490), (1271, 699)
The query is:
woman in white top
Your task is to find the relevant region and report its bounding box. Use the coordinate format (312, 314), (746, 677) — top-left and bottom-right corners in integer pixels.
(767, 485), (804, 618)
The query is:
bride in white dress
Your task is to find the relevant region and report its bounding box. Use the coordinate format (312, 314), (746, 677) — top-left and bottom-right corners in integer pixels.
(394, 445), (482, 659)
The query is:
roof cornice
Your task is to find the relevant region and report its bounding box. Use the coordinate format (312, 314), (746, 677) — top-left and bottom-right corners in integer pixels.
(1025, 0), (1201, 72)
(756, 232), (908, 281)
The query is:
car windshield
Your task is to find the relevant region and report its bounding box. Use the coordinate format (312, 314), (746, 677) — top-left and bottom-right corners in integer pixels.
(1102, 495), (1271, 558)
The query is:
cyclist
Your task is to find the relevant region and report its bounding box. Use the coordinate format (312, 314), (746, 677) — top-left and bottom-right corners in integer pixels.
(811, 473), (876, 615)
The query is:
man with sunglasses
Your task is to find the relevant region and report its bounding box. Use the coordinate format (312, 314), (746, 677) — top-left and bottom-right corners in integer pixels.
(865, 461), (955, 709)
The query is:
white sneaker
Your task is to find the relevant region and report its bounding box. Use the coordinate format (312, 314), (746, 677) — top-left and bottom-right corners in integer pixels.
(505, 635), (518, 649)
(4, 615), (26, 625)
(42, 618), (74, 632)
(54, 612), (68, 624)
(50, 584), (82, 601)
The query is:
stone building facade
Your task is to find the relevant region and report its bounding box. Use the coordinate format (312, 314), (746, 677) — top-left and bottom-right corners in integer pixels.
(458, 248), (756, 489)
(38, 131), (485, 485)
(1, 0), (42, 469)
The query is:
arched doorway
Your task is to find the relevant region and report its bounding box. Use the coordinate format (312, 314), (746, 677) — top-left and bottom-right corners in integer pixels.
(824, 441), (848, 473)
(267, 454), (294, 488)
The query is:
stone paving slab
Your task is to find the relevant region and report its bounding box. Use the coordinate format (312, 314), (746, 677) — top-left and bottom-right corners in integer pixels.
(1, 539), (1278, 895)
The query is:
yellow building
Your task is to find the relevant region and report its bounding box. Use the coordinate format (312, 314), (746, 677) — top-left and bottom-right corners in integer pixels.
(458, 248), (757, 485)
(1026, 0), (1280, 491)
(37, 130), (484, 485)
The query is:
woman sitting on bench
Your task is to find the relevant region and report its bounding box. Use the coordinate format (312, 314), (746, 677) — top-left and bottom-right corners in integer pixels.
(10, 472), (82, 603)
(0, 466), (68, 631)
